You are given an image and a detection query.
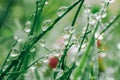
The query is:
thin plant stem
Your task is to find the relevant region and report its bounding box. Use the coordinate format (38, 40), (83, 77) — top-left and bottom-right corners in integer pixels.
(100, 14), (120, 35)
(0, 41), (17, 72)
(74, 22), (100, 80)
(54, 0), (85, 79)
(77, 19), (90, 52)
(0, 0), (15, 29)
(30, 0), (82, 48)
(71, 0), (84, 26)
(16, 0), (82, 74)
(29, 0), (46, 36)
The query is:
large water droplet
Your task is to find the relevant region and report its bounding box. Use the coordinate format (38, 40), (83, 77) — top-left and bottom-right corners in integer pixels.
(30, 47), (36, 53)
(24, 21), (31, 33)
(39, 39), (45, 47)
(57, 6), (68, 16)
(10, 47), (19, 57)
(42, 19), (53, 31)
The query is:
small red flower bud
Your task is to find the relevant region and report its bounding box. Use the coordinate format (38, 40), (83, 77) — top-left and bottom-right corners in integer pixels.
(97, 39), (101, 48)
(48, 56), (58, 69)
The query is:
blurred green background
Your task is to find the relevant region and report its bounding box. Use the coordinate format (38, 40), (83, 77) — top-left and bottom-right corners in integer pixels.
(0, 0), (120, 79)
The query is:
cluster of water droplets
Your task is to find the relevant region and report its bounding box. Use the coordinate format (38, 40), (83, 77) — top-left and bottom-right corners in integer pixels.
(96, 0), (115, 21)
(95, 32), (104, 40)
(63, 26), (75, 45)
(57, 6), (68, 16)
(84, 5), (96, 25)
(42, 19), (53, 31)
(14, 35), (24, 43)
(84, 0), (114, 26)
(100, 2), (108, 18)
(84, 5), (91, 14)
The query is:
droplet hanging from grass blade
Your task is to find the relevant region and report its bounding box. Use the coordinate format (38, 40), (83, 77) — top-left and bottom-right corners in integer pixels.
(57, 6), (68, 16)
(24, 21), (32, 33)
(42, 19), (53, 31)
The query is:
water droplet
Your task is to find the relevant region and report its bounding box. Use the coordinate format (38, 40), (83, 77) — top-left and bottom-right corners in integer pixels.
(24, 21), (31, 33)
(69, 27), (74, 34)
(17, 38), (23, 42)
(14, 35), (24, 42)
(24, 27), (31, 33)
(117, 43), (120, 50)
(95, 32), (104, 40)
(42, 59), (48, 63)
(38, 7), (41, 11)
(2, 65), (8, 71)
(42, 19), (53, 31)
(105, 0), (115, 3)
(57, 6), (68, 16)
(10, 53), (18, 57)
(63, 26), (74, 45)
(39, 39), (45, 47)
(63, 34), (70, 39)
(37, 1), (41, 6)
(84, 5), (91, 14)
(101, 12), (107, 18)
(109, 0), (115, 3)
(25, 36), (36, 46)
(89, 18), (96, 25)
(14, 35), (18, 40)
(98, 34), (104, 40)
(54, 53), (60, 57)
(53, 68), (64, 79)
(30, 66), (36, 71)
(27, 35), (36, 43)
(64, 39), (68, 45)
(11, 47), (19, 57)
(63, 26), (74, 38)
(81, 43), (87, 49)
(30, 47), (36, 53)
(45, 0), (49, 5)
(26, 21), (31, 26)
(105, 0), (110, 3)
(95, 13), (101, 20)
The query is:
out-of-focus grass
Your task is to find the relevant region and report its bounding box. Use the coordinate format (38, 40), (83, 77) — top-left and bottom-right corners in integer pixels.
(0, 0), (120, 79)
